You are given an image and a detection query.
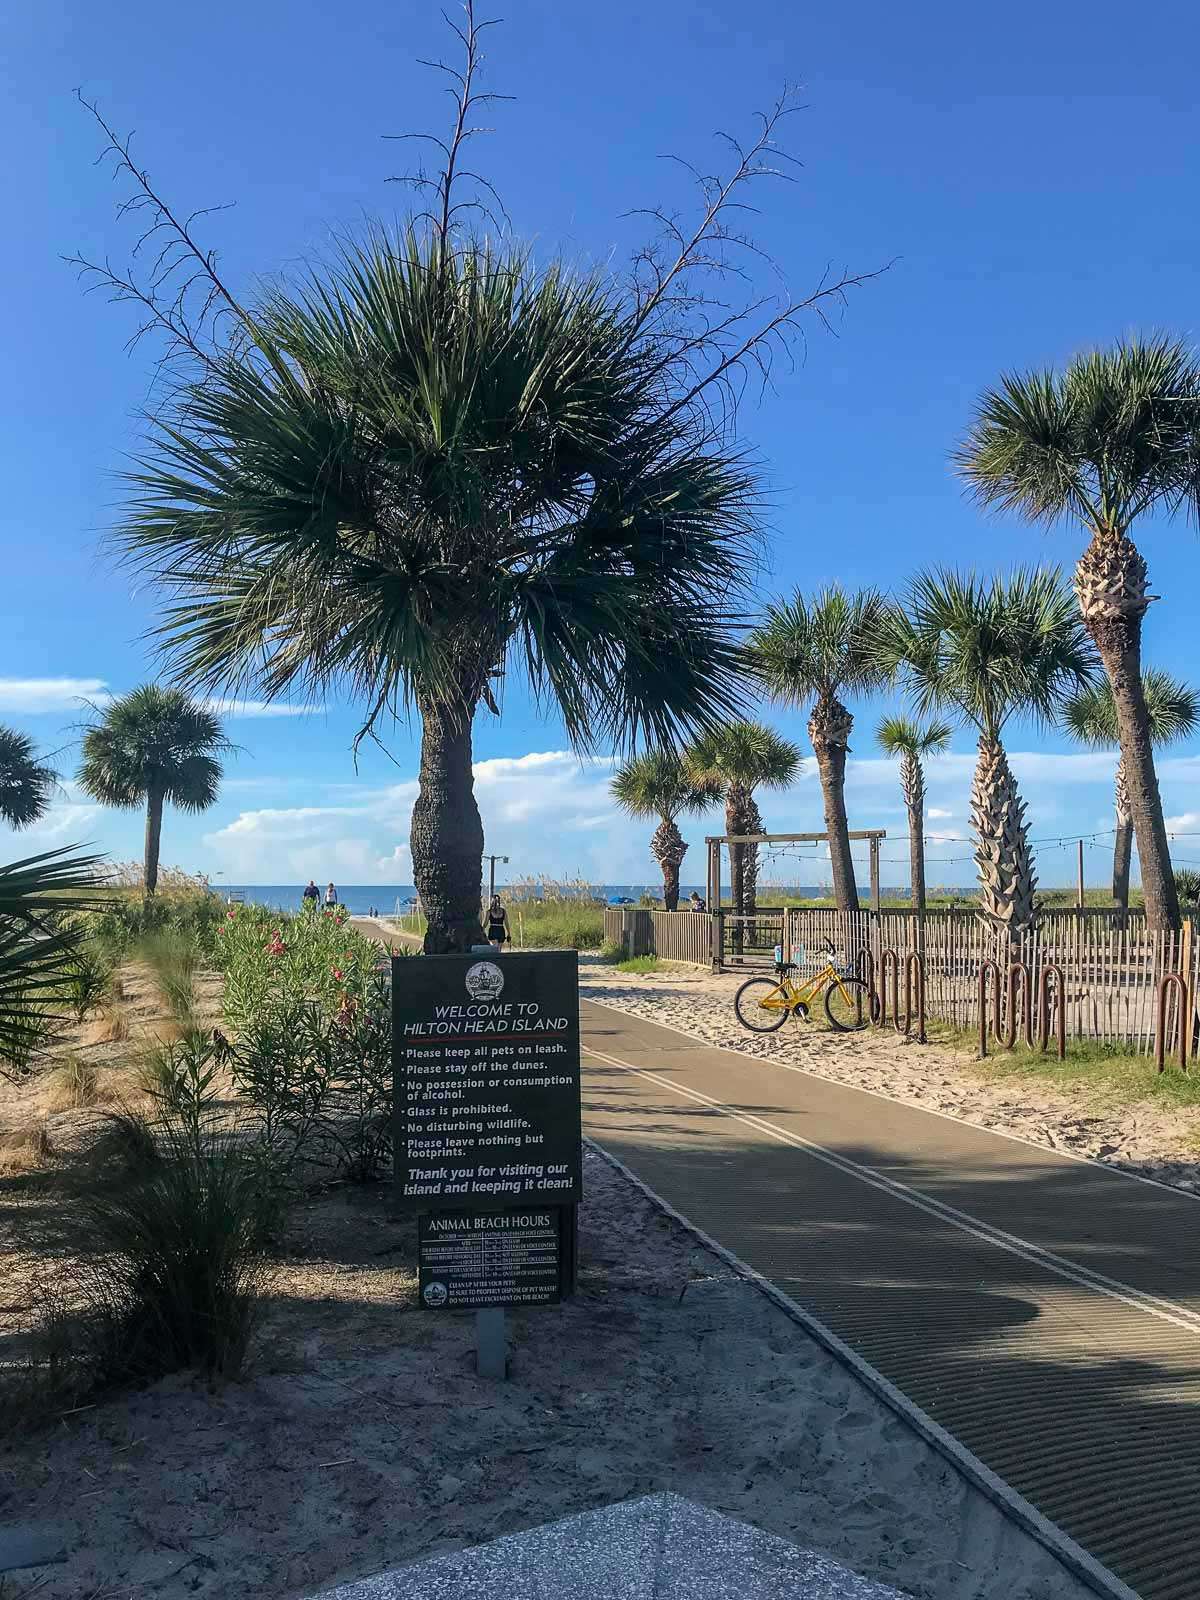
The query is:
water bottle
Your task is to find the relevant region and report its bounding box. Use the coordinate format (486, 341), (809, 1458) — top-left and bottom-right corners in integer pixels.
(774, 944), (783, 967)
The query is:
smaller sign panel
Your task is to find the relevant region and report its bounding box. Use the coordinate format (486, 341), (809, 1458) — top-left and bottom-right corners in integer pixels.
(418, 1207), (570, 1311)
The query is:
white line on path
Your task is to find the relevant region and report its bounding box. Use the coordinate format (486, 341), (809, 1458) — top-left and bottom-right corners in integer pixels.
(582, 1040), (1200, 1339)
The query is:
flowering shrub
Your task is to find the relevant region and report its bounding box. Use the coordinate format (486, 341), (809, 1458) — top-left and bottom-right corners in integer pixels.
(215, 905), (385, 1033)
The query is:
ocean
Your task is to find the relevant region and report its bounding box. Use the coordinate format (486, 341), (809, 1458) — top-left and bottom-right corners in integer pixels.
(214, 883), (832, 916)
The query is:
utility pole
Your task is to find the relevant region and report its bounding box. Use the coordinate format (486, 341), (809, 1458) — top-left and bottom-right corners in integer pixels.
(486, 854), (509, 900)
(1077, 839), (1085, 909)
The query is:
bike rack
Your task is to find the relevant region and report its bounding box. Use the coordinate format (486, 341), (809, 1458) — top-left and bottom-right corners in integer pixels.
(1156, 972), (1191, 1073)
(1037, 964), (1066, 1061)
(869, 947), (927, 1043)
(979, 959), (1064, 1060)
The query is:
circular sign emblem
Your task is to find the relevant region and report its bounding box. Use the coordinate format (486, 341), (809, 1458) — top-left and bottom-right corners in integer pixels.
(422, 1281), (448, 1308)
(465, 961), (505, 1002)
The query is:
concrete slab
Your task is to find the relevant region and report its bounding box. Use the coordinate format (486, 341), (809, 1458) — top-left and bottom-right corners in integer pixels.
(0, 1523), (67, 1573)
(314, 1494), (903, 1598)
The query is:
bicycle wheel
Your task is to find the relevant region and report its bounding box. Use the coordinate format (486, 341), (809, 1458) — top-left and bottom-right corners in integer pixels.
(823, 976), (875, 1032)
(734, 977), (790, 1033)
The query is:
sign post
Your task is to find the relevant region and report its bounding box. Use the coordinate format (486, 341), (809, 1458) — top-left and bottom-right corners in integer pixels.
(392, 950), (582, 1377)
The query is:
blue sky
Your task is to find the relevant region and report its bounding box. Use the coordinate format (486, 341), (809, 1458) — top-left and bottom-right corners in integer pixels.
(3, 0), (1199, 889)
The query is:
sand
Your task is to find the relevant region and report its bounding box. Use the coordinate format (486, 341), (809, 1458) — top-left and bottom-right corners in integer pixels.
(0, 952), (1101, 1600)
(579, 958), (1200, 1193)
(0, 1145), (1097, 1600)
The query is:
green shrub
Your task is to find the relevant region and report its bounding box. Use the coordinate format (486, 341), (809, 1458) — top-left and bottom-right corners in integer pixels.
(616, 955), (660, 974)
(77, 1119), (273, 1381)
(216, 902), (381, 1030)
(231, 978), (392, 1182)
(87, 886), (225, 959)
(599, 939), (628, 963)
(1176, 869), (1200, 906)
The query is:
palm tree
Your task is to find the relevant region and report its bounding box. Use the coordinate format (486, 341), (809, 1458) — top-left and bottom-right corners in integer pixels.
(750, 587), (890, 918)
(114, 238), (762, 950)
(0, 728), (57, 829)
(610, 752), (720, 911)
(685, 722), (801, 921)
(875, 716), (952, 915)
(884, 569), (1096, 941)
(78, 687), (226, 895)
(958, 338), (1200, 931)
(1062, 670), (1199, 911)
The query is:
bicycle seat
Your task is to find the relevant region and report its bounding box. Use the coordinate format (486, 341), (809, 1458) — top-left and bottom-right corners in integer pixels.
(775, 960), (798, 973)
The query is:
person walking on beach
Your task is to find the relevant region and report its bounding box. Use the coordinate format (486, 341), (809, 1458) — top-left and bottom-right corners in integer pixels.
(302, 879), (320, 911)
(325, 882), (339, 908)
(689, 891), (706, 912)
(485, 894), (509, 948)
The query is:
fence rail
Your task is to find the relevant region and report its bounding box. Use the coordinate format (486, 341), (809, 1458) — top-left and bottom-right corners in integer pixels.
(602, 907), (715, 965)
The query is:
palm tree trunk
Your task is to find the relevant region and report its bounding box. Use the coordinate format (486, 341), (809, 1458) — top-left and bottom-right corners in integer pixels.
(1112, 755), (1133, 912)
(726, 789), (746, 954)
(651, 816), (687, 912)
(741, 795), (764, 918)
(1076, 529), (1180, 931)
(143, 780), (164, 896)
(411, 695), (485, 954)
(900, 752), (927, 916)
(809, 694), (858, 918)
(970, 735), (1036, 941)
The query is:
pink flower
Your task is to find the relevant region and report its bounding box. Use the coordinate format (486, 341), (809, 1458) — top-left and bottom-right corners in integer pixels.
(332, 968), (344, 982)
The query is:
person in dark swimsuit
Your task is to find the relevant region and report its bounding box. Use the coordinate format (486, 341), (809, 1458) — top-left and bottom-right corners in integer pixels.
(485, 895), (509, 946)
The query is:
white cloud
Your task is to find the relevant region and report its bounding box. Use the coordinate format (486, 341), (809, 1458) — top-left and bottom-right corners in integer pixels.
(203, 698), (314, 719)
(927, 807), (953, 819)
(0, 678), (111, 714)
(1167, 813), (1200, 832)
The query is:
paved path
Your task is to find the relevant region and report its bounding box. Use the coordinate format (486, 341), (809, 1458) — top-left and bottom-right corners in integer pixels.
(580, 999), (1200, 1600)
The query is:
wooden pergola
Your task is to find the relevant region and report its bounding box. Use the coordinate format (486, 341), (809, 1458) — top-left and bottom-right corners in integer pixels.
(705, 829), (888, 914)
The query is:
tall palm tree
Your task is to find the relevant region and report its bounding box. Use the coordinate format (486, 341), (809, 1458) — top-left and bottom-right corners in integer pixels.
(875, 716), (952, 915)
(958, 337), (1200, 931)
(114, 236), (762, 951)
(685, 722), (801, 920)
(750, 587), (890, 918)
(610, 752), (720, 911)
(884, 569), (1096, 941)
(78, 687), (227, 895)
(0, 728), (57, 829)
(1062, 671), (1199, 911)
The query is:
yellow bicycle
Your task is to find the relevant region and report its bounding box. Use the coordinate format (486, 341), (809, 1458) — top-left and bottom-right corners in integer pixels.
(734, 938), (876, 1033)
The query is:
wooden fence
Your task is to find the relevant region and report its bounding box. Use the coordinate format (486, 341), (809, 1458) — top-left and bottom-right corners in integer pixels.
(603, 904), (1200, 1055)
(602, 907), (714, 965)
(785, 908), (1199, 1054)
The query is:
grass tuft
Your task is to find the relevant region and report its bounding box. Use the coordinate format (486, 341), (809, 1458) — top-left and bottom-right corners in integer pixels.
(43, 1054), (100, 1113)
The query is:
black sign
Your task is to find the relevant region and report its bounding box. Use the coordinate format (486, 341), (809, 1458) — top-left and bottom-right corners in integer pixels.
(417, 1206), (575, 1310)
(392, 950), (582, 1211)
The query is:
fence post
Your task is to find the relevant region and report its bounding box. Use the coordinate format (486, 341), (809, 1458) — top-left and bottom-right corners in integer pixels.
(711, 910), (723, 973)
(869, 836), (881, 914)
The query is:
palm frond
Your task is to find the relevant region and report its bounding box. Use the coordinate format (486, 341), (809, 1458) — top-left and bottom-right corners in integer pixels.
(78, 686), (228, 811)
(0, 726), (58, 829)
(610, 750), (721, 822)
(891, 567), (1098, 741)
(876, 715), (953, 759)
(750, 586), (892, 706)
(1062, 669), (1200, 749)
(958, 336), (1200, 533)
(684, 721), (802, 794)
(0, 847), (110, 1075)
